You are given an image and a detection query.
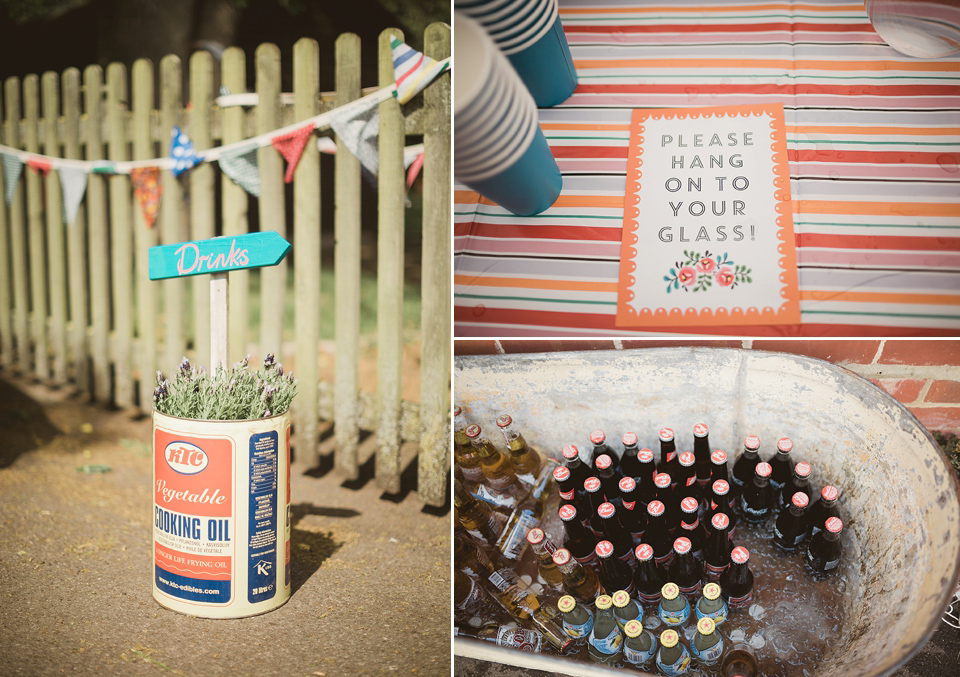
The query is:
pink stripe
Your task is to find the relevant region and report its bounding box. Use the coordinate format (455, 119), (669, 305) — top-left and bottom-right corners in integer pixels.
(787, 162), (958, 181)
(567, 30), (886, 45)
(455, 236), (621, 258)
(797, 249), (960, 268)
(396, 54), (424, 86)
(556, 159), (628, 173)
(560, 94), (960, 108)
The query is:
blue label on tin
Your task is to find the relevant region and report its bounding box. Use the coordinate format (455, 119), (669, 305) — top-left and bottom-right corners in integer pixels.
(248, 431), (278, 604)
(155, 565), (231, 603)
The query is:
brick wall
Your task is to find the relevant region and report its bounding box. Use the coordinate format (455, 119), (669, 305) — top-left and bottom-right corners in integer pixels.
(454, 339), (960, 433)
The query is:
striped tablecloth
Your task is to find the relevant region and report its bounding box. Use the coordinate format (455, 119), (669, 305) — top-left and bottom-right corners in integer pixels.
(454, 0), (960, 336)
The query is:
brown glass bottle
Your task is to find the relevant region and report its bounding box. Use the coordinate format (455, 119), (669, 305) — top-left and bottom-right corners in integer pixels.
(496, 414), (542, 481)
(670, 536), (703, 598)
(588, 429), (617, 471)
(769, 436), (794, 492)
(595, 454), (623, 505)
(597, 501), (635, 564)
(454, 479), (505, 545)
(719, 546), (755, 610)
(525, 527), (564, 589)
(552, 547), (602, 604)
(617, 476), (646, 544)
(721, 643), (760, 677)
(558, 503), (599, 566)
(561, 444), (590, 499)
(808, 484), (841, 538)
(454, 529), (496, 579)
(710, 449), (730, 485)
(740, 461), (773, 524)
(454, 406), (484, 485)
(619, 432), (643, 479)
(779, 460), (814, 509)
(693, 422), (712, 487)
(645, 499), (675, 567)
(466, 424), (519, 494)
(703, 512), (732, 582)
(705, 478), (738, 541)
(482, 567), (574, 653)
(730, 435), (761, 501)
(656, 427), (680, 478)
(632, 543), (666, 606)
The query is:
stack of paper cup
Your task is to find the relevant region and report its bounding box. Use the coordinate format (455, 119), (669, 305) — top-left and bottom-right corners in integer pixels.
(455, 12), (562, 216)
(456, 0), (577, 107)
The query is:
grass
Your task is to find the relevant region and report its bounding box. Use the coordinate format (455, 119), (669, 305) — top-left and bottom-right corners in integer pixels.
(933, 431), (960, 479)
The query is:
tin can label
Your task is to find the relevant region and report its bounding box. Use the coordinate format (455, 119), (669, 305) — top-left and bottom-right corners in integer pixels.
(497, 627), (542, 652)
(248, 431), (278, 603)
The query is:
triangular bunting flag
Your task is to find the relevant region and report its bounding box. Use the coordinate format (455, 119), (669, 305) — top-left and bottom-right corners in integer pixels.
(271, 123), (315, 183)
(390, 36), (449, 105)
(218, 145), (261, 197)
(27, 157), (52, 176)
(406, 152), (424, 189)
(57, 166), (88, 226)
(329, 99), (380, 180)
(2, 152), (24, 205)
(170, 126), (200, 176)
(131, 167), (162, 229)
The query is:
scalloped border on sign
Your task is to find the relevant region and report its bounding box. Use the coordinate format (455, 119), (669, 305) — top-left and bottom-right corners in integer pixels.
(615, 103), (800, 328)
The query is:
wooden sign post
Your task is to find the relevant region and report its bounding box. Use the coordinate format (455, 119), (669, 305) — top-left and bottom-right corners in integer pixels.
(149, 232), (291, 367)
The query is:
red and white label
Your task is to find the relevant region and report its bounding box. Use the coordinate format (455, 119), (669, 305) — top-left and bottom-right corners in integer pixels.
(562, 444), (580, 460)
(590, 430), (606, 445)
(731, 546), (750, 564)
(755, 462), (772, 478)
(679, 452), (695, 467)
(636, 544), (654, 561)
(619, 476), (637, 493)
(673, 537), (692, 554)
(711, 450), (727, 464)
(712, 479), (729, 495)
(598, 502), (616, 519)
(654, 473), (671, 489)
(659, 428), (674, 442)
(554, 466), (571, 482)
(680, 496), (699, 514)
(744, 435), (760, 450)
(622, 432), (638, 446)
(822, 485), (839, 502)
(796, 462), (812, 477)
(694, 423), (709, 437)
(777, 437), (793, 452)
(584, 477), (602, 493)
(638, 449), (655, 462)
(596, 540), (614, 558)
(826, 516), (843, 533)
(711, 513), (730, 530)
(791, 492), (810, 508)
(596, 455), (612, 470)
(558, 504), (578, 521)
(647, 500), (665, 517)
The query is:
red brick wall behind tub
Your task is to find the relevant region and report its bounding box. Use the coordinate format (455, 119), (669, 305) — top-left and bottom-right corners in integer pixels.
(454, 340), (960, 433)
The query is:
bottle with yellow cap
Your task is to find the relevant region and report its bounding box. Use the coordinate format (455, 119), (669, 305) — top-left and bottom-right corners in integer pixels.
(611, 589), (642, 629)
(622, 618), (657, 667)
(695, 582), (728, 625)
(691, 616), (725, 665)
(557, 594), (594, 640)
(657, 582), (691, 627)
(656, 628), (691, 675)
(587, 594), (623, 664)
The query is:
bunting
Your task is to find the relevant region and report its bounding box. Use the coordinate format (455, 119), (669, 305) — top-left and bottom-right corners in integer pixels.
(271, 123), (315, 183)
(329, 100), (380, 178)
(170, 126), (200, 176)
(390, 35), (449, 105)
(57, 166), (88, 226)
(218, 145), (261, 198)
(2, 152), (23, 205)
(131, 167), (162, 229)
(27, 157), (52, 176)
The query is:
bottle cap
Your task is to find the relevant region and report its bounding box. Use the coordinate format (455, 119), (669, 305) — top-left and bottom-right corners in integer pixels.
(552, 548), (572, 566)
(661, 582), (679, 600)
(647, 500), (665, 517)
(825, 516), (843, 533)
(755, 462), (772, 478)
(562, 444), (580, 461)
(711, 512), (730, 530)
(792, 492), (810, 509)
(703, 582), (721, 600)
(697, 617), (716, 635)
(624, 619), (644, 638)
(454, 405), (462, 417)
(553, 466), (571, 482)
(526, 528), (545, 546)
(659, 428), (675, 442)
(638, 449), (655, 463)
(558, 504), (578, 522)
(584, 477), (602, 493)
(660, 629), (679, 648)
(595, 454), (612, 471)
(680, 496), (699, 514)
(822, 485), (839, 502)
(694, 423), (709, 437)
(598, 502), (616, 520)
(777, 437), (793, 453)
(622, 432), (638, 447)
(679, 451), (695, 467)
(619, 476), (637, 493)
(595, 595), (613, 610)
(744, 435), (760, 450)
(496, 414), (512, 428)
(636, 543), (654, 561)
(711, 449), (728, 464)
(712, 479), (730, 496)
(731, 546), (750, 564)
(673, 537), (692, 555)
(590, 430), (606, 445)
(596, 540), (614, 559)
(465, 424), (482, 439)
(795, 461), (812, 478)
(557, 595), (576, 613)
(654, 473), (671, 489)
(612, 590), (631, 608)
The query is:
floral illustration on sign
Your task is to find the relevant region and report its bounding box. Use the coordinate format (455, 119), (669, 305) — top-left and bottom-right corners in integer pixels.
(664, 251), (752, 293)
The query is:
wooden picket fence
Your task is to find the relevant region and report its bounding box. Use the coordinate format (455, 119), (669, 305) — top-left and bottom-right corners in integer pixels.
(0, 26), (450, 507)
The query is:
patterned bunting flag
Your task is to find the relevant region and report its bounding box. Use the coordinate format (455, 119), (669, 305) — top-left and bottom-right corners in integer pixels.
(170, 126), (200, 176)
(271, 123), (315, 183)
(131, 167), (162, 229)
(57, 166), (88, 226)
(406, 152), (424, 189)
(2, 152), (23, 205)
(329, 99), (380, 179)
(390, 36), (449, 105)
(218, 145), (261, 197)
(27, 157), (52, 176)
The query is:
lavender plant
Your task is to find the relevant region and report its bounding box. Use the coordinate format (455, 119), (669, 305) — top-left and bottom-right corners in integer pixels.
(154, 354), (297, 420)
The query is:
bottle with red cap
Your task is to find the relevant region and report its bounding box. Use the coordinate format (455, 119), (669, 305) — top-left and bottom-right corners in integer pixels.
(645, 500), (675, 567)
(558, 504), (598, 567)
(657, 427), (680, 478)
(496, 414), (542, 483)
(806, 516), (844, 573)
(561, 444), (590, 498)
(808, 485), (841, 538)
(597, 501), (636, 564)
(596, 540), (634, 595)
(705, 479), (738, 541)
(678, 496), (707, 559)
(466, 424), (520, 494)
(703, 512), (733, 582)
(677, 451), (699, 504)
(454, 406), (485, 485)
(636, 447), (658, 501)
(654, 471), (679, 531)
(719, 546), (755, 610)
(669, 536), (703, 598)
(583, 476), (608, 536)
(740, 461), (773, 524)
(730, 435), (762, 500)
(525, 527), (564, 589)
(588, 429), (617, 471)
(633, 543), (667, 606)
(779, 461), (815, 509)
(693, 423), (712, 487)
(552, 547), (602, 603)
(709, 449), (730, 485)
(768, 436), (794, 492)
(553, 465), (577, 509)
(773, 491), (810, 551)
(595, 454), (623, 505)
(618, 476), (646, 544)
(619, 432), (643, 478)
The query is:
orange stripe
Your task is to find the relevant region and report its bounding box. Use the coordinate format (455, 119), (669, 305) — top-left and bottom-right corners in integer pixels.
(560, 3), (865, 13)
(802, 290), (960, 305)
(540, 123), (632, 131)
(795, 201), (960, 217)
(787, 125), (960, 136)
(455, 190), (480, 204)
(455, 274), (617, 293)
(574, 58), (960, 73)
(456, 193), (624, 209)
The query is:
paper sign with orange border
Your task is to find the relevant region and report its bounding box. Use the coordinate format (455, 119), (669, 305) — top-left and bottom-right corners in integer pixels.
(616, 103), (800, 328)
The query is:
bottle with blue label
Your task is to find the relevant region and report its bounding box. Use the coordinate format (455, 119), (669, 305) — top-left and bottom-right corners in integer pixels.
(611, 589), (642, 629)
(656, 628), (691, 675)
(622, 619), (657, 667)
(557, 594), (594, 641)
(691, 616), (725, 665)
(658, 582), (691, 626)
(587, 594), (623, 664)
(695, 582), (728, 625)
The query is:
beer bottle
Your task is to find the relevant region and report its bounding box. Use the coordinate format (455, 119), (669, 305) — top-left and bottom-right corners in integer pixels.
(454, 530), (496, 579)
(658, 581), (691, 627)
(455, 479), (505, 545)
(474, 625), (545, 652)
(654, 471), (679, 531)
(454, 406), (484, 485)
(622, 618), (657, 667)
(553, 465), (577, 508)
(779, 460), (814, 509)
(693, 423), (712, 487)
(633, 543), (667, 607)
(617, 476), (646, 544)
(558, 504), (598, 567)
(721, 643), (760, 677)
(587, 594), (623, 664)
(496, 414), (542, 483)
(730, 435), (761, 500)
(709, 449), (730, 486)
(703, 512), (733, 583)
(645, 500), (675, 567)
(773, 491), (810, 552)
(705, 478), (738, 541)
(525, 527), (564, 589)
(552, 547), (603, 604)
(495, 507), (540, 562)
(596, 540), (634, 595)
(678, 496), (706, 559)
(677, 451), (699, 504)
(612, 589), (642, 628)
(805, 516), (844, 574)
(482, 567), (574, 653)
(588, 429), (616, 471)
(656, 628), (691, 676)
(657, 427), (680, 479)
(595, 454), (622, 505)
(636, 448), (658, 503)
(561, 444), (590, 499)
(466, 424), (520, 494)
(583, 476), (607, 537)
(455, 568), (488, 621)
(808, 484), (841, 538)
(557, 594), (594, 641)
(597, 501), (635, 564)
(691, 616), (725, 666)
(670, 536), (703, 598)
(619, 432), (643, 479)
(695, 581), (728, 625)
(740, 461), (773, 524)
(719, 546), (754, 610)
(768, 436), (794, 492)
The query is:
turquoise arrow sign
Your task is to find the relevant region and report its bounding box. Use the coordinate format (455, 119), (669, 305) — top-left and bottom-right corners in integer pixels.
(148, 231), (291, 280)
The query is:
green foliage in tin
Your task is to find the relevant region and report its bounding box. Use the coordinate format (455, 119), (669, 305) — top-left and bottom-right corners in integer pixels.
(153, 354), (297, 421)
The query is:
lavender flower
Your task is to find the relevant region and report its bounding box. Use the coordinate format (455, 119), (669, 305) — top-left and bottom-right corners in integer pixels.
(263, 353), (277, 369)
